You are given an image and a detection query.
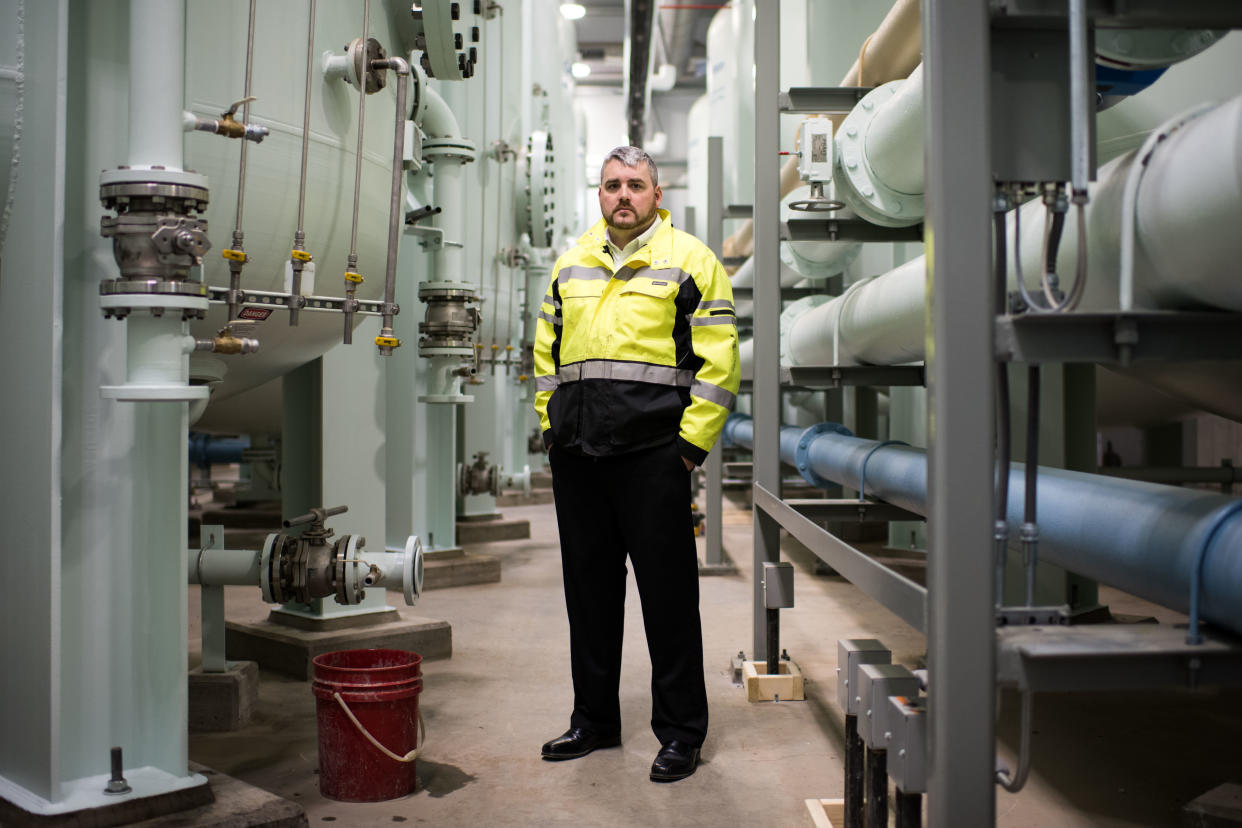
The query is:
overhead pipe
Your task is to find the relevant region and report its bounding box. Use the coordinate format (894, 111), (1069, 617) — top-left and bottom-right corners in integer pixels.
(736, 92), (1242, 380)
(721, 0), (922, 263)
(722, 414), (1242, 638)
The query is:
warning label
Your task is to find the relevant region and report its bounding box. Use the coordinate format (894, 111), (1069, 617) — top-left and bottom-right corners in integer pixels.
(239, 307), (274, 321)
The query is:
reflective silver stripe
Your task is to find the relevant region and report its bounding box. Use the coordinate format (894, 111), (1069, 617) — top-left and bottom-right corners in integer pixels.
(535, 375), (560, 391)
(691, 379), (737, 409)
(543, 293), (557, 307)
(699, 299), (734, 310)
(558, 360), (695, 387)
(557, 264), (610, 286)
(648, 268), (692, 285)
(537, 310), (558, 326)
(690, 316), (737, 326)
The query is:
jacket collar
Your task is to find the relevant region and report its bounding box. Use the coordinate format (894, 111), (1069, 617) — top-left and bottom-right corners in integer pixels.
(578, 208), (674, 269)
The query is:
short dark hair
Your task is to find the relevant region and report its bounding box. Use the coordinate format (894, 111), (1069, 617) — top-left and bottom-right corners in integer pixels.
(600, 146), (659, 189)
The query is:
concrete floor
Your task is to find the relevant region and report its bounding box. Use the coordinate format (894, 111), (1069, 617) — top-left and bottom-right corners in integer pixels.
(188, 495), (1242, 827)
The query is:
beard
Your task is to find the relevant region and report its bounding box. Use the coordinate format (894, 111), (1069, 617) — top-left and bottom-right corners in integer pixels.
(606, 201), (658, 231)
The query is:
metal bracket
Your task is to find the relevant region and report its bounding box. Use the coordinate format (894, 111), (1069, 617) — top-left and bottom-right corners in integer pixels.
(995, 604), (1070, 627)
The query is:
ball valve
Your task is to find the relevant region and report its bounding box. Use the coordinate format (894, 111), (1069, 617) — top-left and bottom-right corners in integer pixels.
(458, 451), (533, 498)
(259, 506), (424, 607)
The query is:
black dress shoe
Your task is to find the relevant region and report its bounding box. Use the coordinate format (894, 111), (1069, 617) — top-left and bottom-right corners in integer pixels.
(540, 727), (621, 761)
(650, 740), (700, 781)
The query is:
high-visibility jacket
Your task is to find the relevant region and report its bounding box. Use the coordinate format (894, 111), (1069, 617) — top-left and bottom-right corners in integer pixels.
(533, 209), (740, 466)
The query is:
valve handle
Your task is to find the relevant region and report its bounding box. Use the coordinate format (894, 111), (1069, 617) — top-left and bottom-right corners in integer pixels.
(283, 504), (348, 528)
(223, 96), (258, 118)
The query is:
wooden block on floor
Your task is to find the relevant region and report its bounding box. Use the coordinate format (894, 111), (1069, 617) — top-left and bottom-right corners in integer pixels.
(804, 798), (844, 828)
(1184, 782), (1242, 827)
(743, 659), (805, 702)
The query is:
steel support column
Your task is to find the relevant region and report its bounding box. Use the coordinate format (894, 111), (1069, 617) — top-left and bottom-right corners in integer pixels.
(922, 0), (996, 823)
(703, 137), (726, 569)
(751, 2), (781, 661)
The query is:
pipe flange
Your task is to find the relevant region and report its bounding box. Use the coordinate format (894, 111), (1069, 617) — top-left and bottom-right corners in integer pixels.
(1095, 28), (1225, 70)
(100, 180), (211, 213)
(794, 422), (854, 490)
(402, 535), (424, 606)
(779, 294), (831, 365)
(422, 137), (478, 164)
(521, 130), (557, 248)
(834, 82), (923, 228)
(335, 534), (367, 605)
(354, 37), (389, 93)
(99, 167), (209, 191)
(419, 342), (475, 357)
(260, 533), (281, 604)
(418, 286), (479, 301)
(417, 0), (485, 81)
(100, 279), (208, 297)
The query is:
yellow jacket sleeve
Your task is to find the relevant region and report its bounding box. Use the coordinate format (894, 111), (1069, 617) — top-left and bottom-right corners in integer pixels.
(678, 251), (741, 465)
(532, 264), (563, 448)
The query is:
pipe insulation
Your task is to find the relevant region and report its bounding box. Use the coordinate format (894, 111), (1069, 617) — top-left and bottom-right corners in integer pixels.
(722, 415), (1242, 637)
(738, 92), (1242, 378)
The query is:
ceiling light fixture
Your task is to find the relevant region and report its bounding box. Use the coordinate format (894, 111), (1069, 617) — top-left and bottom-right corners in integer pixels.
(571, 61), (591, 78)
(560, 2), (586, 20)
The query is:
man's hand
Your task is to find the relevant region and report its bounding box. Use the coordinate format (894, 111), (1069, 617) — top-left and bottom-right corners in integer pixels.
(682, 457), (695, 471)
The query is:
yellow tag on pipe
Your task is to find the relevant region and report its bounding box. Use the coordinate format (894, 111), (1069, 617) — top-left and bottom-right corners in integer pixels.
(375, 336), (401, 348)
(222, 248), (247, 262)
(291, 249), (312, 262)
(344, 271), (364, 284)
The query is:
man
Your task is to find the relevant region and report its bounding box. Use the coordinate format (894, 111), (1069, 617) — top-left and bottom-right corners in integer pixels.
(532, 146), (740, 782)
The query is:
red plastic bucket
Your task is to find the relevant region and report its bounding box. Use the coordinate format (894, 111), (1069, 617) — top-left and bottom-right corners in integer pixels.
(311, 648), (424, 802)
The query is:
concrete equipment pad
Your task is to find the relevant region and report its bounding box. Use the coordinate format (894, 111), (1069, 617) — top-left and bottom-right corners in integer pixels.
(189, 660), (259, 732)
(226, 614), (451, 680)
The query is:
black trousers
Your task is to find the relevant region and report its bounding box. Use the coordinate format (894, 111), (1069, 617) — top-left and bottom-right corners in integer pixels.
(549, 440), (709, 747)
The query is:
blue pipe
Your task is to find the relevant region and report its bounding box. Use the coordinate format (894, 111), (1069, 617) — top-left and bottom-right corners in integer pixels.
(188, 433), (251, 469)
(722, 413), (1242, 638)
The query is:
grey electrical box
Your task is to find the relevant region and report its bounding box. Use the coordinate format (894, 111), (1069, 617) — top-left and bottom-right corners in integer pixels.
(857, 663), (920, 748)
(887, 694), (927, 794)
(762, 561), (794, 609)
(990, 28), (1095, 184)
(837, 639), (890, 715)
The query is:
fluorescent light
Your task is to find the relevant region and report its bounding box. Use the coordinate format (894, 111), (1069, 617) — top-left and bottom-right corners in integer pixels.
(560, 2), (586, 20)
(571, 61), (591, 79)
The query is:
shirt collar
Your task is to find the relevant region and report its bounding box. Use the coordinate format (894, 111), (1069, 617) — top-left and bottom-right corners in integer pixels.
(605, 214), (662, 264)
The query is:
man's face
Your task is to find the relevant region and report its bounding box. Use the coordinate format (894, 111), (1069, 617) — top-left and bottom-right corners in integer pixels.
(599, 159), (662, 232)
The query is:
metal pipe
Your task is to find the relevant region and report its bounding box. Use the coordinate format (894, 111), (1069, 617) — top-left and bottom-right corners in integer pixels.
(343, 0), (371, 344)
(188, 545), (262, 586)
(722, 414), (1242, 638)
(1067, 0), (1090, 201)
(736, 93), (1242, 386)
(289, 0), (318, 326)
(128, 0), (184, 169)
(372, 56), (410, 356)
(225, 0), (258, 323)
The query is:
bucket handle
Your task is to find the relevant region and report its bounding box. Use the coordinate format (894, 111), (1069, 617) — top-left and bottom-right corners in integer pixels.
(332, 691), (426, 764)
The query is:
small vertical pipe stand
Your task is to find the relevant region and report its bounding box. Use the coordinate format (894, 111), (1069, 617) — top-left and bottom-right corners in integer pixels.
(865, 746), (888, 828)
(894, 788), (922, 828)
(765, 608), (779, 676)
(845, 713), (865, 828)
